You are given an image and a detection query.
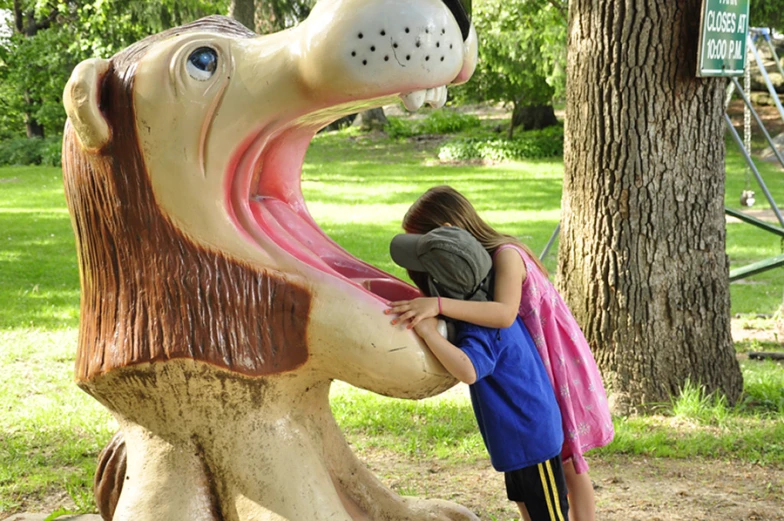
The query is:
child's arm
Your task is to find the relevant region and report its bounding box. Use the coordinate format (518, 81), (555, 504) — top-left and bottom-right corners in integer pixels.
(413, 318), (477, 384)
(388, 248), (526, 329)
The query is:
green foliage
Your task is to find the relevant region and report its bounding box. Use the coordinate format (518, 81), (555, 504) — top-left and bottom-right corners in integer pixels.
(0, 136), (63, 166)
(750, 0), (784, 32)
(256, 0), (316, 34)
(453, 0), (566, 109)
(0, 20), (78, 138)
(0, 0), (229, 139)
(738, 360), (784, 416)
(438, 125), (564, 161)
(384, 110), (481, 138)
(671, 378), (731, 425)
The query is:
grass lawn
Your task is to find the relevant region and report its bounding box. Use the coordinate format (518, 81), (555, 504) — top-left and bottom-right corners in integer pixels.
(1, 118), (783, 517)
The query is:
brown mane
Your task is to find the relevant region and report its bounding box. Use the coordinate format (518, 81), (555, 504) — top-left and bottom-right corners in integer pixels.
(63, 16), (311, 382)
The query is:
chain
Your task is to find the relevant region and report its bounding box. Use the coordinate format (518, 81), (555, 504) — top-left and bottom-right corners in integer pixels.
(744, 49), (752, 190)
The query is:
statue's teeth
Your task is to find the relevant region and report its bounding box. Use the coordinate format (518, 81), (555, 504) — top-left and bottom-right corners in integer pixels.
(425, 86), (448, 108)
(400, 86), (449, 111)
(400, 90), (427, 111)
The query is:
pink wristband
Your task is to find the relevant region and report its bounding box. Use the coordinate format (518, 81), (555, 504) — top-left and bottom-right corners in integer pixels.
(437, 296), (442, 315)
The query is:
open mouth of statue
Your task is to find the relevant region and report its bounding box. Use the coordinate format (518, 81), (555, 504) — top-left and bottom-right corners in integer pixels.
(223, 0), (473, 304)
(230, 125), (422, 303)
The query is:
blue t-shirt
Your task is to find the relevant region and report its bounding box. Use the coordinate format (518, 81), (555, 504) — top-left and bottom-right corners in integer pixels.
(455, 316), (563, 472)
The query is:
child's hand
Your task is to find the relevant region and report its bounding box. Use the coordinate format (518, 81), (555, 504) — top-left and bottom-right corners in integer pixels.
(386, 297), (440, 328)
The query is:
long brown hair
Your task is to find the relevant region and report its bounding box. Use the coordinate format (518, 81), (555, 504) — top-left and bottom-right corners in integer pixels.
(402, 185), (549, 276)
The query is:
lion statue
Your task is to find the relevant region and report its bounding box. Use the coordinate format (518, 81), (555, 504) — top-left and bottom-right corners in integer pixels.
(61, 1), (478, 520)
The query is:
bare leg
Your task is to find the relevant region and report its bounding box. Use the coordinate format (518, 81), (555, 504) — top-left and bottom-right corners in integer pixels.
(563, 460), (596, 521)
(515, 502), (532, 521)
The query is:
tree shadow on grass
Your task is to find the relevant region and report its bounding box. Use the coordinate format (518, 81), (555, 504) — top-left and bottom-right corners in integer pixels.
(0, 208), (80, 330)
(303, 161), (564, 212)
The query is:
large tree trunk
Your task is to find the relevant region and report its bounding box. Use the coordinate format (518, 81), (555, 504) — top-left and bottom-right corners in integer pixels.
(229, 0), (255, 31)
(560, 0), (743, 414)
(510, 103), (558, 138)
(24, 91), (44, 139)
(357, 107), (388, 131)
(14, 3), (52, 139)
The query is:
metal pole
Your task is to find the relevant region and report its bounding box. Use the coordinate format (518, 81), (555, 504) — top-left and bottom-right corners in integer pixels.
(748, 34), (784, 124)
(757, 28), (784, 80)
(724, 113), (784, 227)
(730, 76), (784, 169)
(540, 223), (560, 261)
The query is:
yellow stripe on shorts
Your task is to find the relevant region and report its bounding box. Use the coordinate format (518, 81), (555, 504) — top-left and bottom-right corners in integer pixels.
(537, 462), (557, 521)
(545, 459), (565, 521)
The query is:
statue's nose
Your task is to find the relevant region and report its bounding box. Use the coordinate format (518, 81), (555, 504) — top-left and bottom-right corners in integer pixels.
(441, 0), (471, 40)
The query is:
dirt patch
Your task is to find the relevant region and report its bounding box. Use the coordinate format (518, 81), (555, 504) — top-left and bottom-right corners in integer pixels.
(11, 452), (783, 521)
(732, 317), (784, 347)
(726, 208), (784, 225)
(360, 450), (784, 521)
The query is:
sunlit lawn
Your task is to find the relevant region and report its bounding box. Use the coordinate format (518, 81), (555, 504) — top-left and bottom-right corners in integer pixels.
(1, 126), (783, 515)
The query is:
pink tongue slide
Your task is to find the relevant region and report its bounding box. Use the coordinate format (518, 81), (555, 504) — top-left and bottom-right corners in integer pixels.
(250, 195), (419, 302)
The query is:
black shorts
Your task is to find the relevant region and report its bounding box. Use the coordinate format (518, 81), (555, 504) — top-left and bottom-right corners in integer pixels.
(505, 455), (569, 521)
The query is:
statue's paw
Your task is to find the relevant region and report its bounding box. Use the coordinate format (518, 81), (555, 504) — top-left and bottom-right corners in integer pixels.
(400, 496), (479, 521)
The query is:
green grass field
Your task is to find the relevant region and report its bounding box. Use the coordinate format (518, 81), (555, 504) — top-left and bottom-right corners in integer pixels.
(1, 121), (783, 516)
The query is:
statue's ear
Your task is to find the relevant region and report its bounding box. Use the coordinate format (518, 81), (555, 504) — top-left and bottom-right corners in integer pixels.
(63, 58), (111, 152)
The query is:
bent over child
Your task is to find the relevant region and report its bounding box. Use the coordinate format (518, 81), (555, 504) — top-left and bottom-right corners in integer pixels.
(387, 186), (614, 521)
(390, 226), (569, 521)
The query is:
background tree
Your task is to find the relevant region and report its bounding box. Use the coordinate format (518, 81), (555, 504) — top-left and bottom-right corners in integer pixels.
(453, 0), (566, 138)
(255, 0), (313, 34)
(559, 0), (744, 413)
(229, 0), (254, 30)
(2, 1), (65, 138)
(0, 0), (228, 140)
(749, 0), (784, 31)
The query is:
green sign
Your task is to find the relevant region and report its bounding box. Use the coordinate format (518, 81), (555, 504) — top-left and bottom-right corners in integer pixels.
(697, 0), (750, 77)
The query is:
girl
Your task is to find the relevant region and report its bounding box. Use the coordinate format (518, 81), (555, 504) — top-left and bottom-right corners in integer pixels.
(386, 186), (614, 521)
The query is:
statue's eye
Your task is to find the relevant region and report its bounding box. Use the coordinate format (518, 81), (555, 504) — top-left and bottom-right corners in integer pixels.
(186, 47), (218, 81)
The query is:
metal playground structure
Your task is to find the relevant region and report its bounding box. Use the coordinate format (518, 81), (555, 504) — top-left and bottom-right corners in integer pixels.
(541, 27), (784, 285)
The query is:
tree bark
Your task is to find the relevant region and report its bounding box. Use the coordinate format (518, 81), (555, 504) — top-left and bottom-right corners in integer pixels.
(23, 91), (44, 138)
(229, 0), (255, 31)
(511, 103), (558, 138)
(560, 0), (743, 413)
(25, 117), (45, 139)
(357, 107), (388, 131)
(14, 3), (54, 139)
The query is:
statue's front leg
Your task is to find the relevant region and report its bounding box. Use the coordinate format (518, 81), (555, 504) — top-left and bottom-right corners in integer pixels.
(111, 422), (222, 521)
(218, 409), (356, 521)
(310, 383), (479, 521)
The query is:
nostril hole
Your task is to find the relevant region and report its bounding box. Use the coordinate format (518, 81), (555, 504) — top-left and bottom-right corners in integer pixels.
(416, 41), (421, 48)
(425, 56), (430, 61)
(371, 46), (376, 52)
(442, 28), (446, 35)
(362, 60), (367, 65)
(425, 28), (429, 34)
(406, 55), (411, 60)
(380, 30), (386, 36)
(440, 56), (445, 61)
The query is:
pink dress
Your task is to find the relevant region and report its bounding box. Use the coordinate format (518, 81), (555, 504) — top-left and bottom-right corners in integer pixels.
(495, 244), (614, 474)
